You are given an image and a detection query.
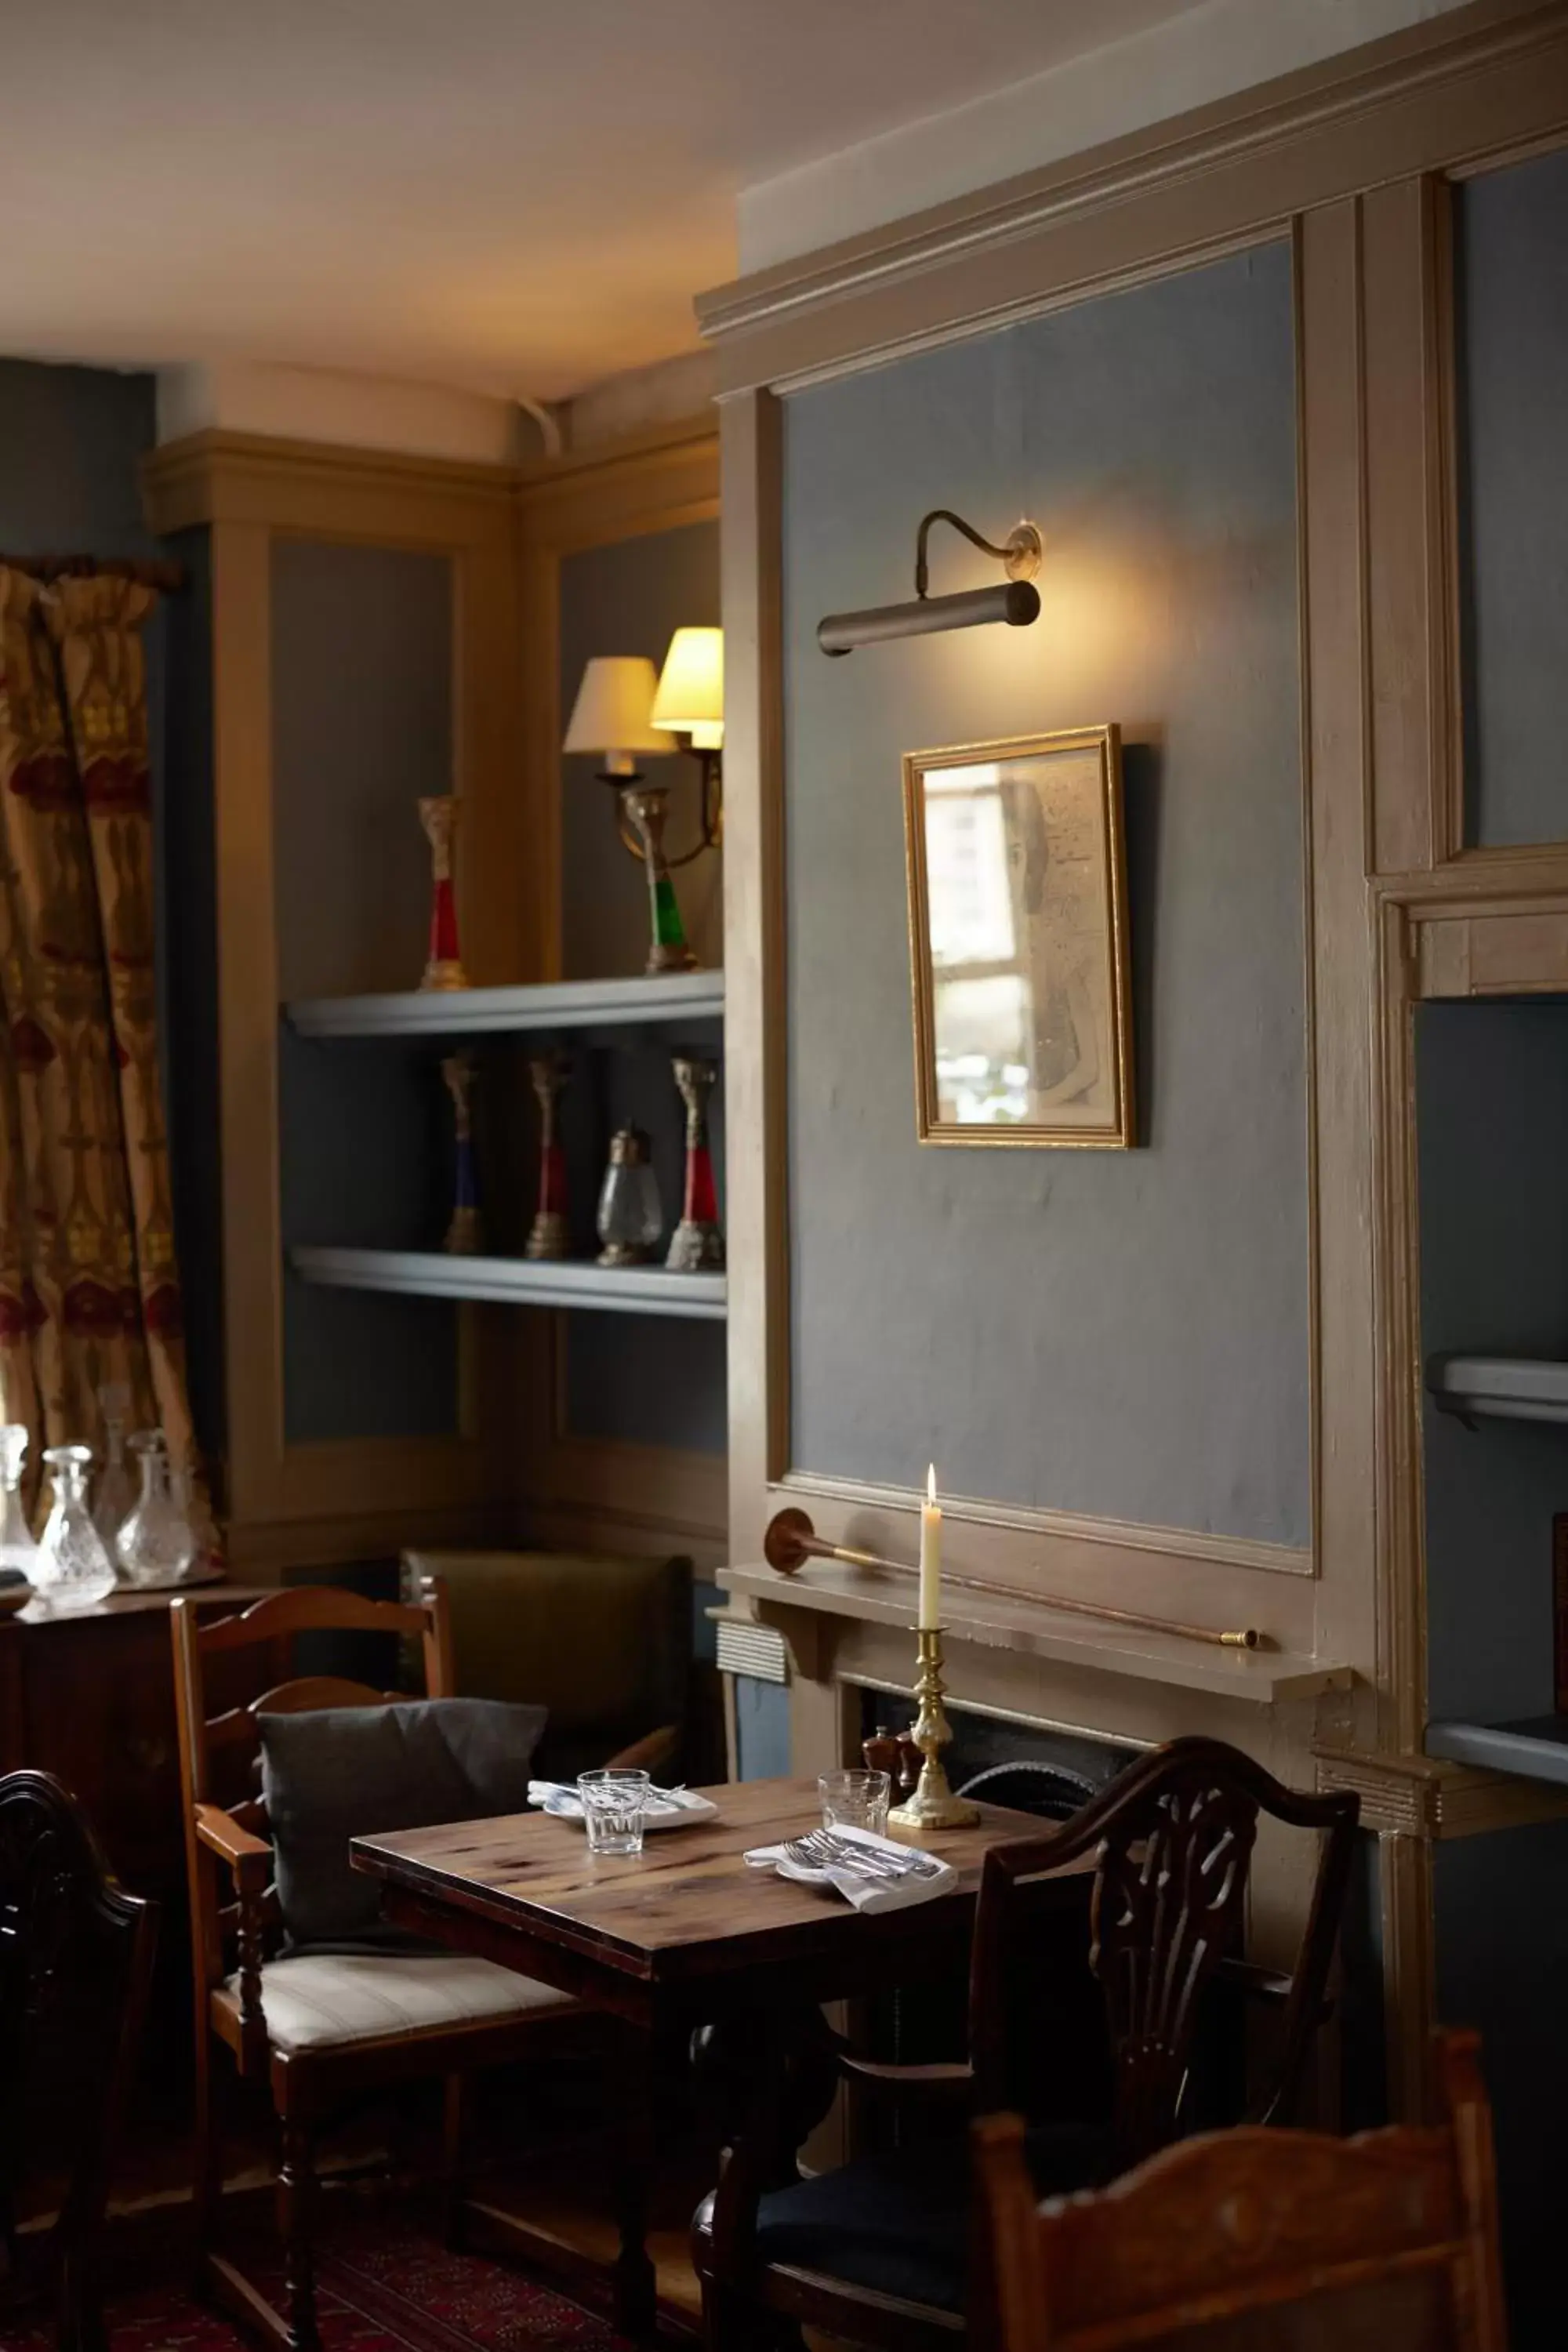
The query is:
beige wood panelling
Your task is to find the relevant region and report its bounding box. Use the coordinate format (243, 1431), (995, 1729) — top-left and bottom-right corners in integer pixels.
(1418, 906), (1568, 996)
(698, 1), (1568, 395)
(143, 426), (727, 1575)
(142, 437), (526, 1571)
(719, 391), (788, 1569)
(700, 0), (1568, 2121)
(1298, 199), (1385, 1754)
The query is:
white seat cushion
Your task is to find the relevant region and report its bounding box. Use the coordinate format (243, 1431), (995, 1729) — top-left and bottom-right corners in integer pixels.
(228, 1950), (574, 2053)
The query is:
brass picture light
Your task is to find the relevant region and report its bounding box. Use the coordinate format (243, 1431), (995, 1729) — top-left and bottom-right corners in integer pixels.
(818, 509), (1043, 655)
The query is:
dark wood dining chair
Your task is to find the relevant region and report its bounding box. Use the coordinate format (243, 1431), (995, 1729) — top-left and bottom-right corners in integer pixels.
(0, 1767), (158, 2352)
(693, 1735), (1360, 2352)
(973, 2028), (1508, 2351)
(171, 1577), (592, 2352)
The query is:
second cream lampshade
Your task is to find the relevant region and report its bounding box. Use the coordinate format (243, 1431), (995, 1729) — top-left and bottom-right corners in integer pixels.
(651, 626), (724, 750)
(562, 656), (673, 778)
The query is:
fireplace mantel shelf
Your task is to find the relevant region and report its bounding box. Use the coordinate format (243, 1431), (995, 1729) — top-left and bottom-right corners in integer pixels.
(719, 1561), (1352, 1706)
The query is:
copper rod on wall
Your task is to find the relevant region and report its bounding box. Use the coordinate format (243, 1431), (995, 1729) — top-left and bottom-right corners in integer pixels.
(763, 1506), (1262, 1652)
(0, 554), (187, 591)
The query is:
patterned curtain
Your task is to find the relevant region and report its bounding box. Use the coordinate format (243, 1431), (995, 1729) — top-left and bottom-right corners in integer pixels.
(0, 564), (199, 1504)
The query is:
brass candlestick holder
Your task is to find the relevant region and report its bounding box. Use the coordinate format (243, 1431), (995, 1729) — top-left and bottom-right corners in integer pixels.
(887, 1628), (979, 1834)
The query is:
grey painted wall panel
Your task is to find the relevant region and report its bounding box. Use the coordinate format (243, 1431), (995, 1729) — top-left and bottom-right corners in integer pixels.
(782, 243), (1310, 1543)
(559, 521), (721, 980)
(271, 539), (453, 1002)
(1457, 145), (1568, 848)
(278, 1029), (459, 1443)
(1417, 1000), (1568, 1723)
(270, 541), (459, 1443)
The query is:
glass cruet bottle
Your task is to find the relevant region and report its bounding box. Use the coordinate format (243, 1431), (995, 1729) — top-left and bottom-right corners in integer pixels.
(32, 1444), (118, 1610)
(0, 1424), (38, 1589)
(114, 1431), (198, 1591)
(93, 1381), (136, 1546)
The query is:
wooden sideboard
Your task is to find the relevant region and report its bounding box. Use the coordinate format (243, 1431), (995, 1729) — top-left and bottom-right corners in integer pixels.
(0, 1585), (270, 1907)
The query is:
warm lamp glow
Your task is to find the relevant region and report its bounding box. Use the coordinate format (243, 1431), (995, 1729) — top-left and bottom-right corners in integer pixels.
(563, 655), (673, 776)
(652, 626), (724, 751)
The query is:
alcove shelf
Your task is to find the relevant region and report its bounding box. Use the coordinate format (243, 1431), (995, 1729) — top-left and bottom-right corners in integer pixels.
(291, 1245), (726, 1321)
(1427, 1716), (1568, 1790)
(285, 970), (725, 1040)
(1426, 1354), (1568, 1427)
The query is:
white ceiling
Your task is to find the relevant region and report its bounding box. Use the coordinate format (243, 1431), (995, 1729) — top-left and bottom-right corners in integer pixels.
(0, 0), (1207, 401)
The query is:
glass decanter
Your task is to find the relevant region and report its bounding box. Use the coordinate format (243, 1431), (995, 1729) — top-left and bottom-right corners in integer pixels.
(0, 1424), (38, 1591)
(596, 1125), (663, 1266)
(93, 1381), (136, 1546)
(114, 1432), (198, 1591)
(32, 1444), (118, 1610)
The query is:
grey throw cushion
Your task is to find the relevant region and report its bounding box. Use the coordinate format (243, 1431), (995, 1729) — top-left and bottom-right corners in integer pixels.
(259, 1697), (546, 1952)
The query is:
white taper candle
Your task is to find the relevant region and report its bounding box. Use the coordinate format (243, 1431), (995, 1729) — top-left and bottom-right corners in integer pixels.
(918, 1462), (942, 1630)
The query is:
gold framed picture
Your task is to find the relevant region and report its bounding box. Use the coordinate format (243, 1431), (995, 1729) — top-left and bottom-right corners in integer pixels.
(903, 724), (1135, 1148)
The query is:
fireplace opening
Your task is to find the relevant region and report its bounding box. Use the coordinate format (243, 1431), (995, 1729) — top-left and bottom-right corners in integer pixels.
(857, 1686), (1135, 1821)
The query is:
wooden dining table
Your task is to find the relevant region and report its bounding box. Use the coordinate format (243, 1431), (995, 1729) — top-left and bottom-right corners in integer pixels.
(350, 1773), (1080, 2341)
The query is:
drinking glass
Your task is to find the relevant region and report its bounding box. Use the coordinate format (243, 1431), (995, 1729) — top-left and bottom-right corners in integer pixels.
(819, 1769), (891, 1837)
(577, 1768), (652, 1857)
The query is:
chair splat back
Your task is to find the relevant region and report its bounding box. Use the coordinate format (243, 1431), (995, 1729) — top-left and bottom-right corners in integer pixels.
(970, 1737), (1359, 2165)
(1091, 1765), (1258, 2164)
(170, 1579), (455, 1999)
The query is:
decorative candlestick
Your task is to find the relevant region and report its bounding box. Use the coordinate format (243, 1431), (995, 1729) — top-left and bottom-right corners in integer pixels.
(622, 784), (699, 976)
(441, 1053), (482, 1255)
(887, 1626), (979, 1833)
(666, 1055), (724, 1272)
(525, 1052), (571, 1261)
(418, 796), (470, 991)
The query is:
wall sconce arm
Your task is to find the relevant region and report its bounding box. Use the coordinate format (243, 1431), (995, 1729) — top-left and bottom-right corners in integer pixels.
(914, 509), (1040, 598)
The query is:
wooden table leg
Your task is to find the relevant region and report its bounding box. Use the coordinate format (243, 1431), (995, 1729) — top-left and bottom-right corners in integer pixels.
(611, 2021), (659, 2343)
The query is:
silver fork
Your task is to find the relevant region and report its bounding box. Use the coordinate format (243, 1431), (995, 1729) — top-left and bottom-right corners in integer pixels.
(782, 1829), (941, 1879)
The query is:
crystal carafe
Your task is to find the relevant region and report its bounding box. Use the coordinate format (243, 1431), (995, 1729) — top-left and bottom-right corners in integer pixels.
(114, 1432), (198, 1591)
(93, 1381), (135, 1546)
(32, 1444), (118, 1610)
(0, 1424), (38, 1590)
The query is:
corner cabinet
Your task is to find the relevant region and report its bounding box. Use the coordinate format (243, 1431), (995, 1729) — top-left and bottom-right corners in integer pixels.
(145, 419), (726, 1582)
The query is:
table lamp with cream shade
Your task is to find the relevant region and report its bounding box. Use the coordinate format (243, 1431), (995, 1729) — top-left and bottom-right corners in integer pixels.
(564, 630), (724, 976)
(563, 652), (692, 974)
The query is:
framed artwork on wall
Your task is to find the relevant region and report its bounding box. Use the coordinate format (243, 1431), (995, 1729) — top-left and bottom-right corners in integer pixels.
(903, 724), (1135, 1148)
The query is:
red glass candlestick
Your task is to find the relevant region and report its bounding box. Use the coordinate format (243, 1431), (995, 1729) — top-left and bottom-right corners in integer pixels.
(419, 796), (470, 991)
(666, 1056), (724, 1271)
(525, 1053), (570, 1261)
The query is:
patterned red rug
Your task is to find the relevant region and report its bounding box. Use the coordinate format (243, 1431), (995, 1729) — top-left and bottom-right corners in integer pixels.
(0, 2216), (633, 2351)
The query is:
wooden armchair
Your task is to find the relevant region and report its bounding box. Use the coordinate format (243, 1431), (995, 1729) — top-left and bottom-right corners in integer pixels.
(973, 2029), (1507, 2351)
(0, 1769), (157, 2352)
(693, 1735), (1361, 2352)
(170, 1578), (586, 2352)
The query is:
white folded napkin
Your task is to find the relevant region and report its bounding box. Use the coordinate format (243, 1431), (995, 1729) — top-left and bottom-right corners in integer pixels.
(743, 1821), (957, 1914)
(528, 1780), (718, 1831)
